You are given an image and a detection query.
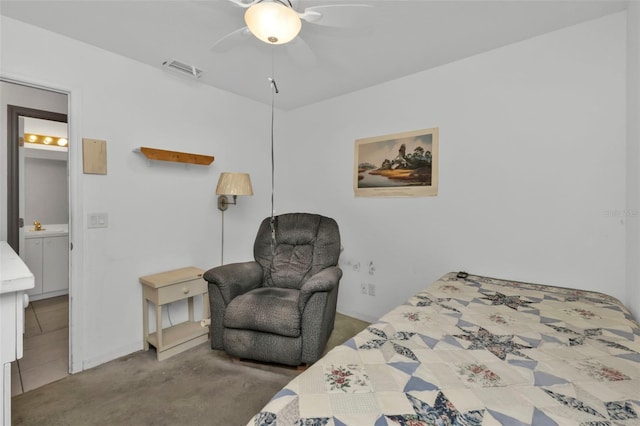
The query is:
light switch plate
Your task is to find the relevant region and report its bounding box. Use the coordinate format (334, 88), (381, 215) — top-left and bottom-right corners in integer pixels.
(88, 213), (108, 229)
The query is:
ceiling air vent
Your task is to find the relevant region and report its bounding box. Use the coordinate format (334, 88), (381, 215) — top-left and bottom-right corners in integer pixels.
(162, 59), (203, 79)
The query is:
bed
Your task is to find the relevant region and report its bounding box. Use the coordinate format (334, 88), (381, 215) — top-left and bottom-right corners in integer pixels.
(248, 272), (640, 425)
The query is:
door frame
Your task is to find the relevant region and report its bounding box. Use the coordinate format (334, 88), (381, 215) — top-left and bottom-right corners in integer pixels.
(2, 74), (85, 374)
(6, 105), (67, 253)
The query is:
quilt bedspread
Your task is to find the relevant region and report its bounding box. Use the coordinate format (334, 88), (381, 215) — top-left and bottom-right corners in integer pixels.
(248, 272), (640, 425)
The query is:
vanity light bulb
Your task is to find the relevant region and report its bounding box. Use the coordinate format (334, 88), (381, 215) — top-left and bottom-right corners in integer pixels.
(28, 134), (37, 142)
(57, 138), (68, 146)
(44, 137), (52, 144)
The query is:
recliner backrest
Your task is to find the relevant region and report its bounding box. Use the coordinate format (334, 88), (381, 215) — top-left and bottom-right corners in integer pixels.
(254, 213), (341, 289)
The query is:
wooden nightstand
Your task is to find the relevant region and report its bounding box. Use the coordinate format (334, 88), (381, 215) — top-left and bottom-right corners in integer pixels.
(139, 266), (209, 361)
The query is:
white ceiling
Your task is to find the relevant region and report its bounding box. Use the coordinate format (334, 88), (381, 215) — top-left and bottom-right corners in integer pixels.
(0, 0), (628, 110)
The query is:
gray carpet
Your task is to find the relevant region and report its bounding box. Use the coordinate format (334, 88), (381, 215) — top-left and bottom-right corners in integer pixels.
(11, 313), (369, 426)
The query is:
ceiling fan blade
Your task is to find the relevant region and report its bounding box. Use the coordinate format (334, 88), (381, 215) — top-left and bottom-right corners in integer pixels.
(298, 4), (374, 27)
(285, 35), (316, 68)
(211, 26), (252, 52)
(226, 0), (259, 8)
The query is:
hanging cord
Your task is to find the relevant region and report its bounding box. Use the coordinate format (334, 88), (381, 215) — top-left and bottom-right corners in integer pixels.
(268, 76), (279, 254)
(220, 209), (225, 265)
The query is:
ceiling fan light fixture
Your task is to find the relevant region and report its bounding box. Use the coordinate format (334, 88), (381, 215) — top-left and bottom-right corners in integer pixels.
(244, 1), (301, 45)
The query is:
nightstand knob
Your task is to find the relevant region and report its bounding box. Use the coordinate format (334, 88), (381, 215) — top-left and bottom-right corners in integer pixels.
(182, 287), (190, 294)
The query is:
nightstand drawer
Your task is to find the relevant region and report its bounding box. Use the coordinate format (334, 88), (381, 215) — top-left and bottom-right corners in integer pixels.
(155, 278), (207, 305)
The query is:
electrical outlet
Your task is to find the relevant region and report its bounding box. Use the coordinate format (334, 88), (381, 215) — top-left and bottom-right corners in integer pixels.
(361, 282), (367, 295)
(368, 283), (376, 296)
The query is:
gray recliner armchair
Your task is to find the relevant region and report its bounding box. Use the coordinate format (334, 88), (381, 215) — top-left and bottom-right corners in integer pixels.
(203, 213), (342, 366)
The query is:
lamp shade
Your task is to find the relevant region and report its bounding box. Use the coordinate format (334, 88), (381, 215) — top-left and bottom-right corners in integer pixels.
(216, 172), (254, 196)
(244, 1), (301, 45)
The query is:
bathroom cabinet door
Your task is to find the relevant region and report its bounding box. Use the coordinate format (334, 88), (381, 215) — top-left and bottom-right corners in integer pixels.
(24, 236), (68, 298)
(24, 238), (43, 296)
(43, 236), (69, 293)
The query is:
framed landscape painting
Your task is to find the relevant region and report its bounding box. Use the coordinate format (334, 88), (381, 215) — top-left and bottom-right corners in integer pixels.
(354, 127), (439, 197)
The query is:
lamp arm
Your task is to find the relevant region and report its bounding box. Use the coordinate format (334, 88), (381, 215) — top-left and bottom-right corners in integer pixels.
(217, 194), (238, 211)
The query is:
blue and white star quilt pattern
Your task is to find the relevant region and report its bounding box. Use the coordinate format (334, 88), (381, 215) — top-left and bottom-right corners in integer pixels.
(249, 272), (640, 425)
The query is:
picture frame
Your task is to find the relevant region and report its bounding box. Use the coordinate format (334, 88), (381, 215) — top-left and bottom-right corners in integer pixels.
(354, 127), (438, 197)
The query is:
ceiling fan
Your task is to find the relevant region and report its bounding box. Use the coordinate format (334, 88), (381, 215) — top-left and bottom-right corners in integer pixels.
(211, 0), (373, 66)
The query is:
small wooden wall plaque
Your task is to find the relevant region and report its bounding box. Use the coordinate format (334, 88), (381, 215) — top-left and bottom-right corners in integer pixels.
(83, 138), (107, 174)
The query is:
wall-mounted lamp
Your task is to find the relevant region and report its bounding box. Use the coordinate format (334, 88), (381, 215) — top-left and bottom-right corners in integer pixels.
(216, 172), (254, 211)
(216, 172), (254, 265)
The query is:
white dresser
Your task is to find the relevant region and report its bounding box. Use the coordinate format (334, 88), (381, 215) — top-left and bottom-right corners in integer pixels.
(0, 241), (34, 426)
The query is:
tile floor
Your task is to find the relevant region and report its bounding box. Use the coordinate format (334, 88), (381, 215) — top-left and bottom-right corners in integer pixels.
(11, 295), (69, 395)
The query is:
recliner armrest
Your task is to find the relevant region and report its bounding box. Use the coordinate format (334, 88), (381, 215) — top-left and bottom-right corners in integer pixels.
(203, 261), (263, 304)
(298, 266), (342, 310)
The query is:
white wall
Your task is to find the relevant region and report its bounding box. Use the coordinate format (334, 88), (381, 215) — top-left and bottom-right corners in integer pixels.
(281, 12), (629, 322)
(0, 10), (633, 372)
(1, 16), (274, 370)
(627, 3), (640, 320)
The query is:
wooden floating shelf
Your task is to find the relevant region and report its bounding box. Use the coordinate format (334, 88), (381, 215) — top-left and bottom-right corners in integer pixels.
(134, 147), (214, 166)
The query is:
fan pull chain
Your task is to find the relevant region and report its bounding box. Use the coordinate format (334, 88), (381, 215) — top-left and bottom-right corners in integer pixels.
(268, 76), (279, 255)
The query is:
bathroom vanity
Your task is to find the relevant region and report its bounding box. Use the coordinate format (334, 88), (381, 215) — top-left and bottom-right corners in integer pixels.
(23, 224), (69, 300)
(1, 241), (34, 425)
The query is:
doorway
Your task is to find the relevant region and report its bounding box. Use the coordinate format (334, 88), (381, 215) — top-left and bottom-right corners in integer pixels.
(4, 85), (71, 393)
(6, 105), (67, 253)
